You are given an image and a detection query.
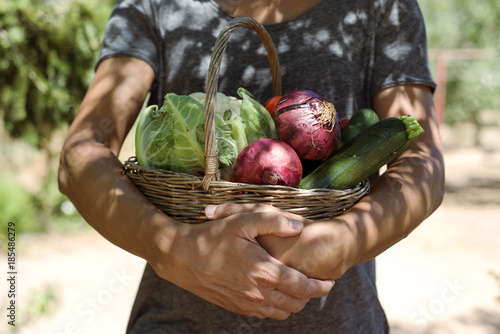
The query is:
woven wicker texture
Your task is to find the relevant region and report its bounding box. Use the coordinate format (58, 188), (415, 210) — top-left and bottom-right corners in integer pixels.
(123, 17), (370, 223)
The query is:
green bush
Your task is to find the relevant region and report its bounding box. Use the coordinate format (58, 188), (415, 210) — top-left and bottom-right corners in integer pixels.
(420, 0), (500, 128)
(0, 0), (113, 238)
(0, 0), (115, 149)
(444, 59), (500, 126)
(33, 171), (88, 233)
(0, 173), (39, 244)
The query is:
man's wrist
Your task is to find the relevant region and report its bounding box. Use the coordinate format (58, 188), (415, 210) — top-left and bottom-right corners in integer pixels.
(137, 210), (184, 270)
(280, 219), (360, 280)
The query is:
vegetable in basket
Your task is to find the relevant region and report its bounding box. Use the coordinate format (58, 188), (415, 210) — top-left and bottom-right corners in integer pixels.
(234, 138), (303, 188)
(338, 108), (379, 148)
(135, 88), (277, 177)
(299, 115), (425, 190)
(274, 89), (341, 161)
(263, 95), (281, 118)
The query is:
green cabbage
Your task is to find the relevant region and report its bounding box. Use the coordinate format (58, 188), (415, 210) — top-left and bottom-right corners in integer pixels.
(237, 87), (278, 144)
(135, 88), (277, 176)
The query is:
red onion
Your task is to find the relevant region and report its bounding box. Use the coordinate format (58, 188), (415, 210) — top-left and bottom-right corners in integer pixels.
(274, 89), (341, 160)
(234, 138), (303, 188)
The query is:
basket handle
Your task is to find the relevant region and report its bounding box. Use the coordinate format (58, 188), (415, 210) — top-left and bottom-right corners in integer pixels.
(199, 17), (282, 191)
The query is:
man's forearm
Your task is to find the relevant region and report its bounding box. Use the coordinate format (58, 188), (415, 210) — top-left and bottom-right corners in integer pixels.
(256, 140), (444, 280)
(256, 84), (445, 280)
(344, 140), (445, 268)
(346, 84), (446, 267)
(57, 56), (175, 263)
(58, 139), (177, 263)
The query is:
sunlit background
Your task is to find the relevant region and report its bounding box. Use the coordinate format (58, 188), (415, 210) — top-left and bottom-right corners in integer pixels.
(0, 0), (499, 333)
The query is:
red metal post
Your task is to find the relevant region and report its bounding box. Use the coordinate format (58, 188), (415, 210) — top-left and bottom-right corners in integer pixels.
(428, 49), (493, 125)
(434, 53), (448, 125)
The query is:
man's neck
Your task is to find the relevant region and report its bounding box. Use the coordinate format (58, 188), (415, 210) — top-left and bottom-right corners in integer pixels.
(214, 0), (323, 24)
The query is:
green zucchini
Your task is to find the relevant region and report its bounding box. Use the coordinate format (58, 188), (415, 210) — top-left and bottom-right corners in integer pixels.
(339, 108), (379, 148)
(298, 115), (424, 190)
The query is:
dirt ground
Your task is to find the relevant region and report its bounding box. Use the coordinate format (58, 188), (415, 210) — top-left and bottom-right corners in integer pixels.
(2, 123), (500, 334)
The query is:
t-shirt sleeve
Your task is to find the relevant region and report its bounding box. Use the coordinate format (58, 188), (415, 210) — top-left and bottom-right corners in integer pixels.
(371, 0), (436, 96)
(96, 0), (159, 75)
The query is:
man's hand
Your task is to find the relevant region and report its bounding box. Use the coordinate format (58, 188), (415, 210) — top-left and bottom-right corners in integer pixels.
(151, 209), (334, 319)
(205, 203), (356, 280)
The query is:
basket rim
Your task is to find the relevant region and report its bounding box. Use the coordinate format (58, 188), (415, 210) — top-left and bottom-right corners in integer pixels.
(123, 156), (370, 196)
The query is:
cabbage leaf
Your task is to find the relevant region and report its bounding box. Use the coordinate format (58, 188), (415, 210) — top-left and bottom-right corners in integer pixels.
(237, 87), (278, 144)
(135, 88), (277, 176)
(135, 93), (206, 175)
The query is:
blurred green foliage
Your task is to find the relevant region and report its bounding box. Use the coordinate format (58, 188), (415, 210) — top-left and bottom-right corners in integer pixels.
(0, 0), (115, 148)
(18, 283), (59, 327)
(0, 172), (39, 234)
(0, 153), (87, 246)
(0, 0), (113, 239)
(419, 0), (500, 126)
(420, 0), (500, 49)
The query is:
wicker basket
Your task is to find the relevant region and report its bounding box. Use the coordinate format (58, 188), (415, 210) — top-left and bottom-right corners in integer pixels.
(123, 17), (370, 223)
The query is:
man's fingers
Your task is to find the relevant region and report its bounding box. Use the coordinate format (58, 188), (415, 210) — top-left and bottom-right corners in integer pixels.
(205, 203), (305, 238)
(239, 211), (304, 238)
(199, 202), (335, 318)
(272, 264), (335, 299)
(205, 202), (277, 219)
(250, 291), (308, 320)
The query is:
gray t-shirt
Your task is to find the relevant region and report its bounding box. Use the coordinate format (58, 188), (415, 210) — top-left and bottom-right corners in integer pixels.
(98, 0), (435, 332)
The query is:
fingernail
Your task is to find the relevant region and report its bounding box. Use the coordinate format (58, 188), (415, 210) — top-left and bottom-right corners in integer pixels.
(205, 205), (218, 219)
(289, 218), (303, 231)
(331, 280), (336, 287)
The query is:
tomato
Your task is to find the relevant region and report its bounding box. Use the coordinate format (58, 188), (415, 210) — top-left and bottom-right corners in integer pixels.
(264, 96), (281, 118)
(340, 119), (350, 131)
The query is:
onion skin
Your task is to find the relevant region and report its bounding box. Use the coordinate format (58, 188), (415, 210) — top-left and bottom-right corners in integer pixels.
(234, 138), (303, 188)
(274, 89), (341, 161)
